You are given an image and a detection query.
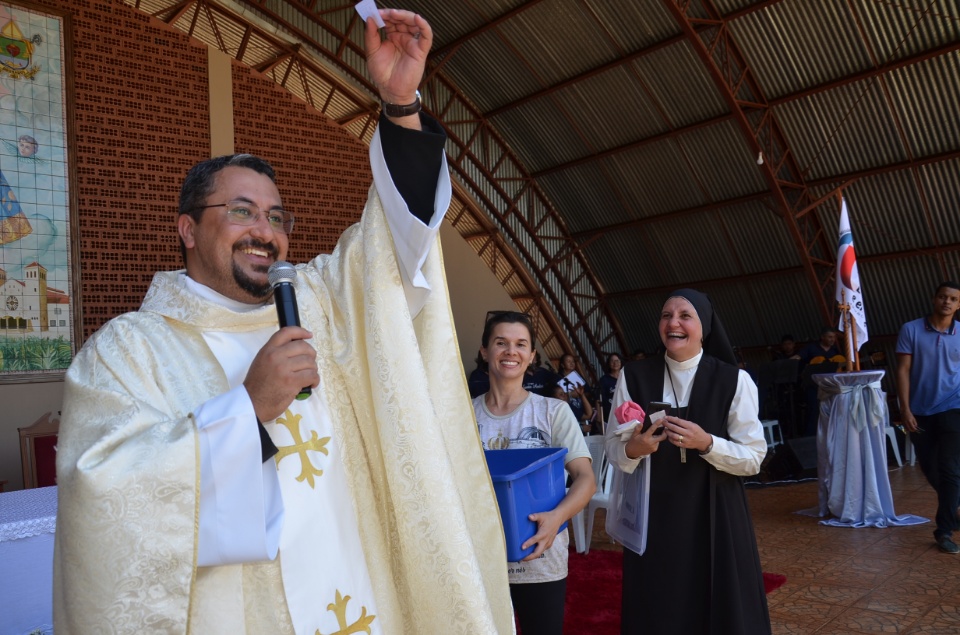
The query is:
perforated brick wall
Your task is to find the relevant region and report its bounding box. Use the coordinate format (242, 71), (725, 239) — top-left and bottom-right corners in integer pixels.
(232, 64), (372, 263)
(44, 0), (210, 340)
(44, 0), (372, 342)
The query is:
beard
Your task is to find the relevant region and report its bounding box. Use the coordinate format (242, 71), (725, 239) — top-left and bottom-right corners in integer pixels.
(232, 239), (278, 300)
(232, 260), (272, 299)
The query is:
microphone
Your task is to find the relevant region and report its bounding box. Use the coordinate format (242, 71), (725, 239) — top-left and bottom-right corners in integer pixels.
(267, 261), (311, 401)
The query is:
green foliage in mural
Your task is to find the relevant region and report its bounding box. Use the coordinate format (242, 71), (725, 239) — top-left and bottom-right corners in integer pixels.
(0, 336), (71, 371)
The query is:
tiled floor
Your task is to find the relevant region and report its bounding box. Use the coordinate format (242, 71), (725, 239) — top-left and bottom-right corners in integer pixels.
(587, 464), (960, 634)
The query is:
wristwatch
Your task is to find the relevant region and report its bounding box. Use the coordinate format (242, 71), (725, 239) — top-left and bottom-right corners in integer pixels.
(381, 90), (421, 117)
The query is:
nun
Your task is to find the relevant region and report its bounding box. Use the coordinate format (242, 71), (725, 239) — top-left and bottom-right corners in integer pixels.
(604, 289), (771, 634)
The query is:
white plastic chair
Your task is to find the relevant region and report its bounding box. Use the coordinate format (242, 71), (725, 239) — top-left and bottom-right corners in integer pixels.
(583, 463), (614, 554)
(904, 434), (917, 466)
(760, 419), (784, 448)
(571, 436), (606, 553)
(881, 393), (903, 467)
(883, 424), (903, 467)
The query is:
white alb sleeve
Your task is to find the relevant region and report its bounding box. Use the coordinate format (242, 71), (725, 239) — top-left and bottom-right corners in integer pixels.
(369, 124), (452, 317)
(194, 385), (284, 566)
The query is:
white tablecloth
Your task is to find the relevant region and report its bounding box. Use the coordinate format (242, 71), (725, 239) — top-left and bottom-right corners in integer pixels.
(812, 371), (927, 528)
(0, 486), (57, 635)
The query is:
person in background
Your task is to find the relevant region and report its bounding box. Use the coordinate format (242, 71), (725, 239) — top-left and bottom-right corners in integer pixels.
(734, 347), (758, 384)
(596, 352), (624, 428)
(557, 352), (581, 382)
(896, 281), (960, 554)
(53, 10), (512, 634)
(468, 349), (491, 398)
(474, 311), (595, 635)
(771, 334), (796, 360)
(605, 289), (770, 634)
(792, 327), (843, 365)
(794, 327), (845, 435)
(551, 384), (596, 436)
(557, 352), (593, 417)
(524, 349), (559, 396)
(765, 334), (801, 435)
(630, 349), (647, 361)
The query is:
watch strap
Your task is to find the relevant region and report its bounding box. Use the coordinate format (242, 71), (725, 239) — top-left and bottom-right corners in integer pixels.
(381, 92), (421, 117)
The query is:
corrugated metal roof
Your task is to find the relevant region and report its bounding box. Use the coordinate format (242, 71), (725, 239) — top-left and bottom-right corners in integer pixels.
(731, 1), (872, 100)
(630, 41), (730, 127)
(887, 55), (960, 156)
(130, 0), (960, 370)
(857, 0), (960, 60)
(923, 159), (960, 241)
(776, 81), (910, 180)
(675, 121), (767, 201)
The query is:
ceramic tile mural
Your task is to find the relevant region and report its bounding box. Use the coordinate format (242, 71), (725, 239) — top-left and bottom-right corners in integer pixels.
(0, 2), (73, 379)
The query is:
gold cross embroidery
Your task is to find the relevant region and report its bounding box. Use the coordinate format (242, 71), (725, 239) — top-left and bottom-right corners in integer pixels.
(273, 409), (330, 488)
(316, 590), (376, 635)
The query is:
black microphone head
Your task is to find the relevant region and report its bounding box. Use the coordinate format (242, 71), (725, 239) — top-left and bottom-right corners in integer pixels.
(268, 261), (297, 289)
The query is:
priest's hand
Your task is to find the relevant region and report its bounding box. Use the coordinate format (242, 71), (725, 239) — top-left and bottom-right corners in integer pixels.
(364, 9), (431, 129)
(244, 326), (319, 422)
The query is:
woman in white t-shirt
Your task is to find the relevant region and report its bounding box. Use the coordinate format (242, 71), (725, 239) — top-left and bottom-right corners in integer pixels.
(473, 311), (595, 635)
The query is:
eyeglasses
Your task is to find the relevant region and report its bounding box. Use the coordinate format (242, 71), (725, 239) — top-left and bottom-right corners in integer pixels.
(198, 200), (295, 235)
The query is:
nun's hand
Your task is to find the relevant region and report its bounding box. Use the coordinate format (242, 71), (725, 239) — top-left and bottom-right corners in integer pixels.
(625, 423), (667, 459)
(662, 415), (711, 453)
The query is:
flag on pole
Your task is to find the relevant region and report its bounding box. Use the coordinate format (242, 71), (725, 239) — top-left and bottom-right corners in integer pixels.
(836, 198), (868, 357)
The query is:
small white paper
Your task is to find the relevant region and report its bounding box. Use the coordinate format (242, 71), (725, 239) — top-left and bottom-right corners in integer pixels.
(355, 0), (385, 28)
(614, 410), (666, 437)
(558, 371), (585, 391)
(614, 420), (640, 437)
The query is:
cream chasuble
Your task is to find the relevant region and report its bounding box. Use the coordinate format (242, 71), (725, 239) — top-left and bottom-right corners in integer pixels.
(54, 184), (514, 632)
(195, 309), (380, 635)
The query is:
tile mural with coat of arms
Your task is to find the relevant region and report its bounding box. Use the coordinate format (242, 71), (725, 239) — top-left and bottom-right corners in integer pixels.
(0, 3), (73, 374)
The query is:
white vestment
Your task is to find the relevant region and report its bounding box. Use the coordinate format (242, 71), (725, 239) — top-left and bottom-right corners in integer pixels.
(54, 131), (514, 634)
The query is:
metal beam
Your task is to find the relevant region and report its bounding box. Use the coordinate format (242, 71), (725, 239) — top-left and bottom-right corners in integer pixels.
(606, 241), (960, 300)
(573, 191), (772, 241)
(430, 0), (547, 59)
(485, 34), (684, 119)
(663, 0), (834, 323)
(534, 40), (958, 182)
(160, 0), (197, 25)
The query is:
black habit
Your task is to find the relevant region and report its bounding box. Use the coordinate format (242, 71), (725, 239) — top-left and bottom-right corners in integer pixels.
(619, 355), (771, 635)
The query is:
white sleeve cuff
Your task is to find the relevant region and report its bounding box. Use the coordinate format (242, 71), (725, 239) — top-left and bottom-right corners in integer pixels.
(195, 385), (284, 566)
(370, 124), (452, 317)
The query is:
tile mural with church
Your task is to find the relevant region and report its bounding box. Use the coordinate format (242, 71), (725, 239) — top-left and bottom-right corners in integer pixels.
(0, 3), (72, 373)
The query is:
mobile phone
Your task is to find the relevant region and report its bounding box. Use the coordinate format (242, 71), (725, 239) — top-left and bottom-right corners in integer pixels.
(642, 401), (671, 432)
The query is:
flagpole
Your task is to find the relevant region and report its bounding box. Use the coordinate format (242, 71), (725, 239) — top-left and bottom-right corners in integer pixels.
(850, 315), (860, 371)
(839, 288), (853, 372)
(838, 288), (862, 372)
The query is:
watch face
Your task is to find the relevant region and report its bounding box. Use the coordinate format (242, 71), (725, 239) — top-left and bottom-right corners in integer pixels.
(6, 295), (18, 311)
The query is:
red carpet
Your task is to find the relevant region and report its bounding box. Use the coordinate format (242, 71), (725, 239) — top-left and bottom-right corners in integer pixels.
(564, 548), (786, 635)
(564, 549), (622, 634)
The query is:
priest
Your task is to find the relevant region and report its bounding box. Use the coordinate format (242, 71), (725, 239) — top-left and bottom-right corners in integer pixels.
(54, 9), (512, 634)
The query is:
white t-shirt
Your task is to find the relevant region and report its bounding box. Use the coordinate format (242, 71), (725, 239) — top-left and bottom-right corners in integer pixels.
(474, 392), (591, 584)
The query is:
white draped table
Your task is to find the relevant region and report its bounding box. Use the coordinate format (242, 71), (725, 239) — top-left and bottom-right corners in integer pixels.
(0, 486), (57, 635)
(810, 371), (927, 528)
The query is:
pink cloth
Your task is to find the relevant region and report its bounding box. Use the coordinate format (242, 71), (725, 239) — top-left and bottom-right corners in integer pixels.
(614, 401), (645, 426)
